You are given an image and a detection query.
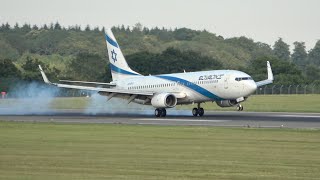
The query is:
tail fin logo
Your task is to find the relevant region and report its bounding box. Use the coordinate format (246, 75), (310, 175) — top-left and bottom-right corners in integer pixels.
(111, 49), (117, 62)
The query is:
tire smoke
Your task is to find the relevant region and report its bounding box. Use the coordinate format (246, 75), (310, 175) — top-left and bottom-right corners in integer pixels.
(84, 93), (154, 115)
(0, 82), (191, 116)
(0, 82), (59, 115)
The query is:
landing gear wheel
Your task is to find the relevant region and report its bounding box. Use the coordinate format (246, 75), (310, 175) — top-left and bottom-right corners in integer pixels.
(192, 108), (199, 117)
(192, 103), (205, 117)
(160, 108), (167, 117)
(155, 108), (167, 117)
(198, 108), (204, 117)
(155, 108), (161, 117)
(237, 104), (244, 111)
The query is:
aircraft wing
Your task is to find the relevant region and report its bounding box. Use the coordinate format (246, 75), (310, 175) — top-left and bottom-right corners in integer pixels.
(38, 65), (154, 96)
(256, 61), (274, 87)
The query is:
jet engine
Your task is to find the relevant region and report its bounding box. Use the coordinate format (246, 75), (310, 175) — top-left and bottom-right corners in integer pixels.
(151, 93), (177, 108)
(216, 100), (238, 107)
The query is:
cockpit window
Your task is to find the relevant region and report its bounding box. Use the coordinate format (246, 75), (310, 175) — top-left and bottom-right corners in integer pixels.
(235, 77), (252, 81)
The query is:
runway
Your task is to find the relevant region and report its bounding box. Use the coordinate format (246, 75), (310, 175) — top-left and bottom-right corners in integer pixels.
(1, 109), (320, 128)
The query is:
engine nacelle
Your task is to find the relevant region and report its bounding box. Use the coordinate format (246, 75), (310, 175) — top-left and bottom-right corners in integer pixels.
(151, 93), (177, 108)
(216, 100), (238, 107)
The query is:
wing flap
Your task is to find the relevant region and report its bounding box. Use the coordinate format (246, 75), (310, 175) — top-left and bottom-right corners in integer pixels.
(59, 80), (116, 86)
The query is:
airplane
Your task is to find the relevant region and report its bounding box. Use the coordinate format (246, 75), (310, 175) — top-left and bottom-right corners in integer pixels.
(39, 29), (273, 117)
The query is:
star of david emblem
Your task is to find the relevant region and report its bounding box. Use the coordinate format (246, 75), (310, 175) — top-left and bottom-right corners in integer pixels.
(111, 49), (117, 62)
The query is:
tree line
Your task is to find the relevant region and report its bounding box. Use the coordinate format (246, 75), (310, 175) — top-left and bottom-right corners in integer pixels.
(1, 22), (320, 92)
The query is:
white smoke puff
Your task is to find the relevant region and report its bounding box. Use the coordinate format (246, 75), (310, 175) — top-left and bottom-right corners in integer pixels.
(84, 93), (193, 116)
(0, 82), (59, 115)
(0, 82), (193, 116)
(84, 93), (154, 115)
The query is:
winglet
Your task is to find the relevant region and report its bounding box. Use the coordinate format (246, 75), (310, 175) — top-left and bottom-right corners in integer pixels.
(38, 65), (51, 84)
(267, 61), (274, 81)
(255, 61), (274, 87)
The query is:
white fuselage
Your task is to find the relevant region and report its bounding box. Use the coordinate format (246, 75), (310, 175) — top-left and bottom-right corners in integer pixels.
(113, 69), (257, 105)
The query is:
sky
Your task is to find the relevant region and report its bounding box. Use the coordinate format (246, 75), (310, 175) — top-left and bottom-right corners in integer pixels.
(0, 0), (319, 50)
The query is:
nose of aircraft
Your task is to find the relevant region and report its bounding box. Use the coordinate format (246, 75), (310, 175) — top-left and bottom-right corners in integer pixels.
(246, 81), (257, 94)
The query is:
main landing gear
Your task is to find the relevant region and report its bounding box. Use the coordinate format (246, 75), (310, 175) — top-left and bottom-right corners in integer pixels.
(237, 104), (244, 111)
(155, 108), (167, 117)
(192, 103), (204, 117)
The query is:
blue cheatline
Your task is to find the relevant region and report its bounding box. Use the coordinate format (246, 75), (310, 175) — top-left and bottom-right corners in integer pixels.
(105, 34), (119, 48)
(156, 75), (223, 100)
(110, 64), (140, 76)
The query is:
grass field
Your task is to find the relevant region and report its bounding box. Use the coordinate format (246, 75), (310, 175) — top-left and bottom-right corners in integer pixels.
(0, 122), (319, 179)
(42, 95), (320, 113)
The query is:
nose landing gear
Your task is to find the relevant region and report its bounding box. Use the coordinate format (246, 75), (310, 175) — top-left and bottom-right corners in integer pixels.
(237, 104), (244, 111)
(192, 103), (204, 117)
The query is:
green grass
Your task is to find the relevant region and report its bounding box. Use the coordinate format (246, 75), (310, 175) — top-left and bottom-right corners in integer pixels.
(0, 122), (319, 179)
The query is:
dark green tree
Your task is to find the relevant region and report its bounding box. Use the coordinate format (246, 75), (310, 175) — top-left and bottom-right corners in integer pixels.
(273, 38), (290, 61)
(101, 27), (105, 33)
(0, 23), (10, 32)
(43, 24), (48, 30)
(32, 25), (39, 30)
(132, 23), (143, 32)
(85, 25), (91, 31)
(21, 56), (59, 81)
(0, 59), (21, 77)
(21, 57), (45, 80)
(93, 26), (100, 32)
(173, 28), (199, 41)
(308, 40), (320, 66)
(21, 23), (31, 32)
(54, 22), (62, 30)
(4, 23), (11, 30)
(305, 65), (320, 83)
(0, 59), (21, 92)
(67, 52), (107, 81)
(126, 48), (222, 75)
(292, 41), (307, 68)
(14, 23), (19, 30)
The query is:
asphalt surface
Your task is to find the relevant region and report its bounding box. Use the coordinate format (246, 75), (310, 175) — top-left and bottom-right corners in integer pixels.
(1, 109), (320, 128)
